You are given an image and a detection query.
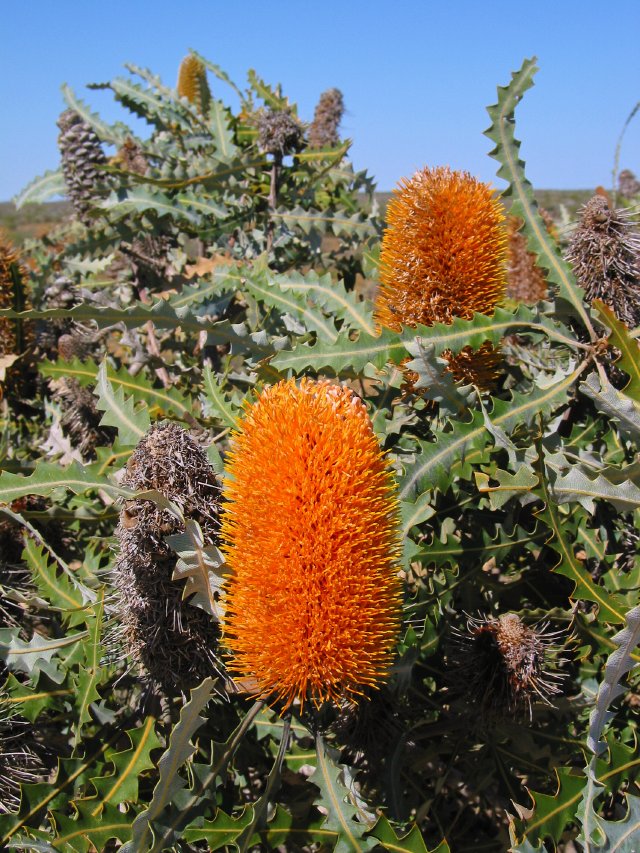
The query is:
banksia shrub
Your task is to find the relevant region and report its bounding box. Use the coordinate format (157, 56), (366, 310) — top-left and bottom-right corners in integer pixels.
(256, 109), (304, 157)
(375, 166), (507, 330)
(309, 87), (344, 148)
(222, 378), (402, 711)
(565, 194), (640, 327)
(177, 54), (212, 116)
(112, 422), (222, 693)
(57, 109), (107, 223)
(449, 613), (563, 719)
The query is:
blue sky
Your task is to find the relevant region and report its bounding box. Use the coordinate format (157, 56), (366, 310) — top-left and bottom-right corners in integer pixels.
(1, 0), (639, 199)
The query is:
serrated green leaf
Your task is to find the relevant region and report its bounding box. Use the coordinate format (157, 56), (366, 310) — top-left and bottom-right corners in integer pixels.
(13, 170), (66, 208)
(0, 628), (86, 677)
(122, 677), (217, 853)
(190, 50), (247, 105)
(89, 716), (161, 809)
(61, 84), (129, 145)
(587, 606), (640, 756)
(208, 98), (237, 161)
(3, 675), (72, 723)
(182, 808), (254, 850)
(247, 69), (292, 111)
(580, 372), (640, 438)
(365, 815), (432, 852)
(23, 539), (86, 627)
(593, 301), (640, 401)
(201, 367), (244, 428)
(485, 58), (592, 332)
(168, 519), (228, 621)
(50, 800), (133, 852)
(0, 460), (127, 504)
(270, 205), (375, 239)
(590, 794), (640, 852)
(148, 701), (264, 851)
(74, 589), (105, 745)
(271, 326), (403, 374)
(275, 269), (376, 336)
(535, 451), (626, 625)
(0, 735), (117, 846)
(99, 186), (199, 224)
(475, 465), (539, 510)
(312, 734), (375, 852)
(553, 469), (640, 513)
(400, 365), (583, 500)
(511, 767), (586, 847)
(413, 305), (581, 356)
(95, 362), (150, 445)
(40, 358), (193, 422)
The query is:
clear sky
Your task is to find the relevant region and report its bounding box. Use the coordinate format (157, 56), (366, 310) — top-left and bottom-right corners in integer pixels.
(1, 0), (639, 199)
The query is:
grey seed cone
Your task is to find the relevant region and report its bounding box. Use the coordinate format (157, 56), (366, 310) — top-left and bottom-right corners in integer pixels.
(57, 109), (107, 223)
(309, 88), (344, 149)
(112, 422), (223, 694)
(618, 169), (640, 199)
(566, 194), (640, 328)
(50, 377), (115, 461)
(257, 109), (304, 157)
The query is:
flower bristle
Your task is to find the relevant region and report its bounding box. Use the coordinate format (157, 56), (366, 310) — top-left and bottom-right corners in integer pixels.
(449, 613), (564, 720)
(375, 166), (507, 331)
(222, 378), (402, 712)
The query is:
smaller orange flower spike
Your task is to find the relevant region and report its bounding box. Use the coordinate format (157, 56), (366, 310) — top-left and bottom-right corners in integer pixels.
(222, 378), (402, 712)
(375, 166), (508, 331)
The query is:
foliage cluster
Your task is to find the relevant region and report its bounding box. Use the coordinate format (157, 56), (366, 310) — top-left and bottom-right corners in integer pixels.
(0, 54), (639, 852)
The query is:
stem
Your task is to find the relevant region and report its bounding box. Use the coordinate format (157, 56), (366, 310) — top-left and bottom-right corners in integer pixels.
(266, 154), (282, 254)
(238, 714), (291, 853)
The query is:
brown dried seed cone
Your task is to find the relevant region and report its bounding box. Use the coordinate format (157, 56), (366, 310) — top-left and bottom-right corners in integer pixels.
(177, 55), (211, 116)
(49, 378), (115, 461)
(505, 216), (549, 304)
(618, 169), (640, 199)
(565, 194), (640, 328)
(443, 341), (503, 391)
(112, 422), (222, 694)
(113, 137), (148, 176)
(309, 88), (344, 148)
(449, 613), (564, 720)
(0, 232), (33, 357)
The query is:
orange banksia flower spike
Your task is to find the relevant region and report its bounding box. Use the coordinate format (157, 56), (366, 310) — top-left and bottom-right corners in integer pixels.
(375, 166), (508, 393)
(222, 378), (402, 712)
(375, 166), (508, 331)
